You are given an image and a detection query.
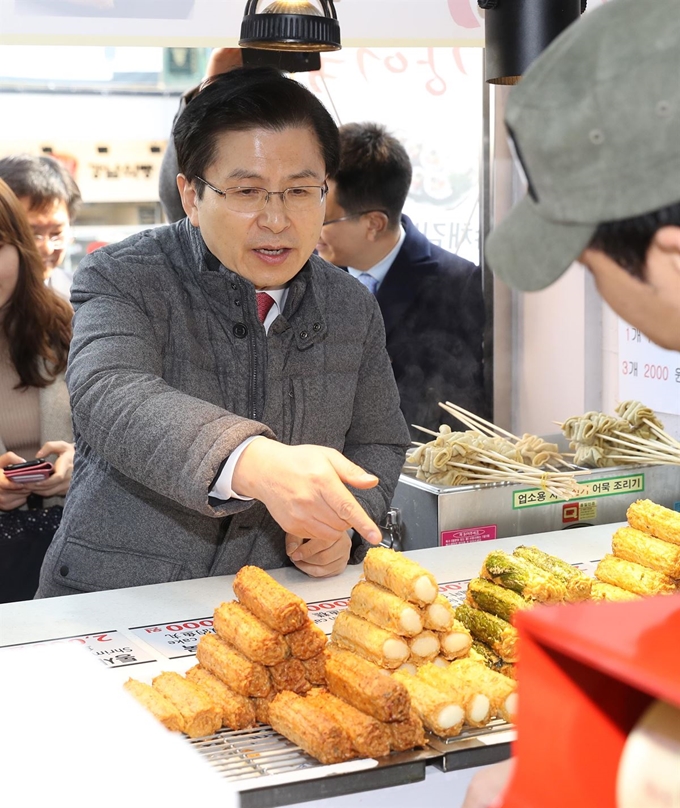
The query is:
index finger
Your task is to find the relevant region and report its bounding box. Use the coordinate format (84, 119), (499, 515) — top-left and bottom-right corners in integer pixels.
(321, 484), (381, 545)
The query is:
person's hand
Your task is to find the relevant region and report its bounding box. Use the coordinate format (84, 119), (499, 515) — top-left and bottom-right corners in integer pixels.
(232, 438), (383, 547)
(0, 451), (30, 511)
(26, 441), (75, 498)
(461, 757), (516, 808)
(285, 531), (352, 578)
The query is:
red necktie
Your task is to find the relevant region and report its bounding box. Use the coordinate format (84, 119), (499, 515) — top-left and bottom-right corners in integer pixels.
(256, 292), (275, 323)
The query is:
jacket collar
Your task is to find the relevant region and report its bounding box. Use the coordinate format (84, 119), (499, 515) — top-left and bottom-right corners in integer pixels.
(177, 219), (328, 349)
(376, 215), (438, 336)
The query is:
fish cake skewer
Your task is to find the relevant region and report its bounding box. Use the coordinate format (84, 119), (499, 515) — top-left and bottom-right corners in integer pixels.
(124, 678), (185, 733)
(196, 633), (272, 697)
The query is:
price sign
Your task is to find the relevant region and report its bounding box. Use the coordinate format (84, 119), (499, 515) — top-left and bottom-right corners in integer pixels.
(618, 320), (680, 415)
(5, 630), (156, 668)
(129, 617), (215, 658)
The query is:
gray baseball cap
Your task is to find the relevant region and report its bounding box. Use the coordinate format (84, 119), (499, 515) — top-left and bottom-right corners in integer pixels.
(485, 0), (680, 292)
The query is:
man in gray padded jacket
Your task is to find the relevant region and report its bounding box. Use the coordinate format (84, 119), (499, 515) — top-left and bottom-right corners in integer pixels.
(37, 67), (410, 597)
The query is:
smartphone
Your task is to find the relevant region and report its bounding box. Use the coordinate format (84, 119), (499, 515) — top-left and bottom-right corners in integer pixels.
(4, 457), (54, 483)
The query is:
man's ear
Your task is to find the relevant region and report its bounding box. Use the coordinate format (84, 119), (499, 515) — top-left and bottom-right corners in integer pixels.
(176, 175), (200, 226)
(364, 211), (389, 241)
(652, 226), (680, 261)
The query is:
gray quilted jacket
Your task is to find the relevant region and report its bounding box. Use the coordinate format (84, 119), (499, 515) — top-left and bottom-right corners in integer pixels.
(37, 219), (409, 597)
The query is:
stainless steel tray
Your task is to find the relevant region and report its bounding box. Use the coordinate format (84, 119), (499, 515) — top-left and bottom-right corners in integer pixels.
(188, 718), (514, 807)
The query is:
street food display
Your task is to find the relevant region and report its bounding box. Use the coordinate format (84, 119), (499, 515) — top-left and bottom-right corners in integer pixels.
(593, 499), (680, 598)
(124, 504), (678, 763)
(561, 400), (680, 468)
(407, 401), (582, 499)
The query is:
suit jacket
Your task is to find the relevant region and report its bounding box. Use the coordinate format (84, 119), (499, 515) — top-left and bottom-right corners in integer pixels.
(376, 216), (486, 440)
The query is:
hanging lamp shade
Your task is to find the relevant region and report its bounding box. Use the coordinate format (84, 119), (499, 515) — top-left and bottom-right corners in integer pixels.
(239, 0), (341, 52)
(480, 0), (584, 84)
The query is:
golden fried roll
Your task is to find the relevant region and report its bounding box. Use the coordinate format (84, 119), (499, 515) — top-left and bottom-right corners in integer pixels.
(438, 620), (473, 661)
(268, 690), (355, 764)
(627, 499), (680, 546)
(363, 546), (438, 606)
(331, 611), (409, 669)
(349, 580), (423, 637)
(301, 652), (326, 685)
(269, 658), (311, 694)
(196, 633), (272, 697)
(284, 619), (327, 660)
(612, 526), (680, 579)
(408, 630), (441, 664)
(185, 665), (257, 730)
(397, 660), (418, 675)
(151, 671), (221, 739)
(385, 710), (426, 752)
(422, 595), (456, 631)
(253, 694), (275, 725)
(124, 678), (185, 733)
(512, 546), (592, 602)
(213, 601), (289, 666)
(417, 663), (491, 727)
(325, 646), (410, 722)
(233, 565), (309, 634)
(595, 553), (676, 597)
(455, 604), (519, 663)
(306, 688), (391, 759)
(432, 655), (451, 669)
(392, 670), (465, 738)
(448, 658), (518, 723)
(591, 581), (642, 602)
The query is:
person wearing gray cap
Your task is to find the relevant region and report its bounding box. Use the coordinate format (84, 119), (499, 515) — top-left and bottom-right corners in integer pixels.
(485, 0), (680, 354)
(464, 0), (679, 805)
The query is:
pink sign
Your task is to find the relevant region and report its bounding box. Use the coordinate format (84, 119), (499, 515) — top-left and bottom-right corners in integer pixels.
(441, 525), (497, 545)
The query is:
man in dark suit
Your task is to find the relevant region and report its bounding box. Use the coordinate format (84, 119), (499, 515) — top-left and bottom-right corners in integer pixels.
(316, 122), (487, 439)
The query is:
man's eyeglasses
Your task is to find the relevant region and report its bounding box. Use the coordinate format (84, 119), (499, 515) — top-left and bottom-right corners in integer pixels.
(32, 231), (69, 249)
(322, 210), (389, 226)
(195, 176), (328, 213)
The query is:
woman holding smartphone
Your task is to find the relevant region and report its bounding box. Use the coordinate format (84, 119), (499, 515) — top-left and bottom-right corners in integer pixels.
(0, 178), (74, 602)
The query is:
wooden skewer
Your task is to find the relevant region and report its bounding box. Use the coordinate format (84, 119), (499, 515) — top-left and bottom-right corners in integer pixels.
(411, 424), (441, 438)
(441, 401), (523, 443)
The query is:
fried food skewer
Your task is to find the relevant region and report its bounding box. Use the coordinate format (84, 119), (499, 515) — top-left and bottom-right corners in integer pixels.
(196, 633), (272, 697)
(124, 678), (185, 733)
(348, 580), (423, 637)
(331, 611), (410, 669)
(363, 546), (439, 606)
(213, 601), (289, 666)
(233, 565), (309, 634)
(152, 671), (222, 739)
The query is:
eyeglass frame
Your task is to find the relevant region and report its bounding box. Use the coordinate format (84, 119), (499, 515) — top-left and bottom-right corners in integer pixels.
(322, 210), (389, 226)
(194, 175), (329, 212)
(31, 230), (70, 249)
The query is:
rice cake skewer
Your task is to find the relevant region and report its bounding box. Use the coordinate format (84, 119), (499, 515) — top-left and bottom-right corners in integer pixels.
(363, 546), (438, 606)
(331, 611), (410, 669)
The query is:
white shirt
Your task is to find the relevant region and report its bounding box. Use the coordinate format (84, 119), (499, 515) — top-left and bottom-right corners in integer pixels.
(210, 287), (288, 502)
(347, 224), (406, 291)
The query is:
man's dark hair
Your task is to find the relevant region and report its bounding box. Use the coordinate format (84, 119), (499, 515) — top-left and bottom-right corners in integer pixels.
(0, 154), (81, 221)
(588, 200), (680, 279)
(333, 122), (412, 228)
(174, 66), (340, 197)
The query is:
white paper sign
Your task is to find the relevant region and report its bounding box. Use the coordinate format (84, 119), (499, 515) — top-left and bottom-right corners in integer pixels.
(129, 616), (215, 658)
(618, 320), (680, 416)
(3, 630), (156, 667)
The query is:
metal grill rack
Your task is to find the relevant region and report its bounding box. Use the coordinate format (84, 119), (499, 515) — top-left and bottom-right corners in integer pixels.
(189, 724), (317, 782)
(187, 718), (514, 806)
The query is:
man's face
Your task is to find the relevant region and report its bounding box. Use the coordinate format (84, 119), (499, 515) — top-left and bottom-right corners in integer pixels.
(316, 181), (370, 268)
(178, 126), (327, 290)
(580, 226), (680, 352)
(19, 197), (70, 278)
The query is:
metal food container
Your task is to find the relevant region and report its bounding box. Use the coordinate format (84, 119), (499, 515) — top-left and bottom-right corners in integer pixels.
(391, 463), (680, 551)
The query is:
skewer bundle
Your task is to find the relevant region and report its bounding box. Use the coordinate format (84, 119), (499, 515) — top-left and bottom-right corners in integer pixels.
(407, 401), (583, 500)
(560, 400), (680, 468)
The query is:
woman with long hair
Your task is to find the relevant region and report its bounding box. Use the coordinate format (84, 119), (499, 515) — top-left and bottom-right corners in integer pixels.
(0, 177), (74, 602)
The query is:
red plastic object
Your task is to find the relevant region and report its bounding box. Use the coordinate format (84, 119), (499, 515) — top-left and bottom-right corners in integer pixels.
(502, 594), (680, 808)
